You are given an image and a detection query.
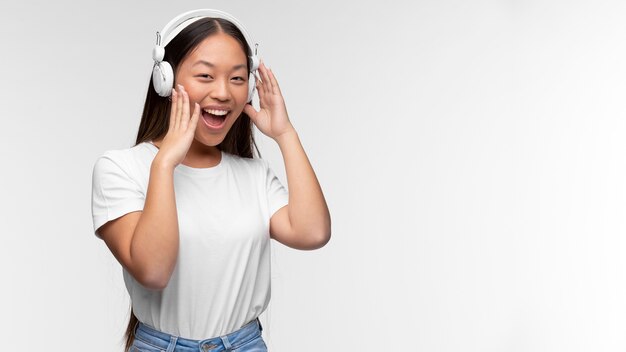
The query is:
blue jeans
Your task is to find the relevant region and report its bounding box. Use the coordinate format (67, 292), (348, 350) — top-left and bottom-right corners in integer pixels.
(131, 318), (268, 352)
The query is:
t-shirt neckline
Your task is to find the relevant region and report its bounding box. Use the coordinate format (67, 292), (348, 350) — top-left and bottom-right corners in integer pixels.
(143, 141), (227, 177)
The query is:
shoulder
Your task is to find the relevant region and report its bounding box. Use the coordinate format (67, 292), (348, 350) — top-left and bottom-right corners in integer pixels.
(92, 143), (154, 179)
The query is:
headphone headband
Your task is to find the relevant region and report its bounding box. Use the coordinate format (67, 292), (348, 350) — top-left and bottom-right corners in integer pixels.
(158, 9), (257, 50)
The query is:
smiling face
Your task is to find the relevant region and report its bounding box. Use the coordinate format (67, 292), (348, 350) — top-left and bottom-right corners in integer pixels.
(174, 32), (250, 148)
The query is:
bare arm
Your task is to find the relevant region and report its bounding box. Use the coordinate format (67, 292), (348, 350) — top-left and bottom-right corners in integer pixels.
(99, 85), (200, 289)
(244, 62), (331, 250)
(129, 158), (179, 289)
(270, 129), (331, 249)
(98, 157), (180, 290)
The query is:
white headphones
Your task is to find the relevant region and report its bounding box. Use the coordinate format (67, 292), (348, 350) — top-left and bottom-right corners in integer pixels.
(152, 9), (260, 102)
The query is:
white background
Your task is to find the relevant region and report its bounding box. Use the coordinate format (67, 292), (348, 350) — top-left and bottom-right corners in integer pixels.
(1, 0), (625, 350)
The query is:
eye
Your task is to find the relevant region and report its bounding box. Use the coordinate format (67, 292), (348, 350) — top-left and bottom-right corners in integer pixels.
(196, 74), (213, 80)
(232, 76), (246, 85)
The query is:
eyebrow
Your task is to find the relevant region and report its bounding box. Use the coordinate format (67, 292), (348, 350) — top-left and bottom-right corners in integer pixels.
(193, 60), (247, 71)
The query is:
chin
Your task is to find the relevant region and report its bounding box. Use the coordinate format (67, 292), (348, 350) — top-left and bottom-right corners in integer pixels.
(193, 134), (226, 147)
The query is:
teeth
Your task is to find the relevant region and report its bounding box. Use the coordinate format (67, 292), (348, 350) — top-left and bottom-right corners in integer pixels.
(204, 109), (229, 116)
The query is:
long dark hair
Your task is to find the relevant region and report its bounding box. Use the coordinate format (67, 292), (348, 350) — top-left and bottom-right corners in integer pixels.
(124, 17), (260, 351)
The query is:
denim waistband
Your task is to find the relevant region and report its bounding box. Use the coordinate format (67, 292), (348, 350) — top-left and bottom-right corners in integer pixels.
(134, 317), (263, 352)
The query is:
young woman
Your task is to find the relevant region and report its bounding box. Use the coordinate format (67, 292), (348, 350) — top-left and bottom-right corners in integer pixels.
(91, 9), (331, 352)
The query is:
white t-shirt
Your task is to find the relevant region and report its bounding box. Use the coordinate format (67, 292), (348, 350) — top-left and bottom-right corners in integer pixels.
(91, 141), (289, 339)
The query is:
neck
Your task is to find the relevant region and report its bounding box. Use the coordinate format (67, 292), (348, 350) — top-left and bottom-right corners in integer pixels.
(151, 138), (222, 168)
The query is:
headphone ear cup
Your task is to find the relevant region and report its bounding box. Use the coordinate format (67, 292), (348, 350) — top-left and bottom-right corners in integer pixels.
(250, 55), (260, 72)
(152, 61), (174, 97)
(247, 72), (256, 103)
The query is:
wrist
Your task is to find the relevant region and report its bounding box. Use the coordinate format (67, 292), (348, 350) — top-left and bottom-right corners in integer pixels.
(273, 127), (298, 144)
(152, 155), (176, 172)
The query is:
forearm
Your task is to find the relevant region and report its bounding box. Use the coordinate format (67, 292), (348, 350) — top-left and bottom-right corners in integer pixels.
(275, 129), (331, 240)
(130, 156), (179, 289)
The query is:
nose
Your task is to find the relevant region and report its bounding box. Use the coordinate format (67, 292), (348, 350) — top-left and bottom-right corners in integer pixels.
(210, 78), (231, 101)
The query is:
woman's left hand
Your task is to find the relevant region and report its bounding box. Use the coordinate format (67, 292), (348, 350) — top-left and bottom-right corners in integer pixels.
(244, 61), (295, 141)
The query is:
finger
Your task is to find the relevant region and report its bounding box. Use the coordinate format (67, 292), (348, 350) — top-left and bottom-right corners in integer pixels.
(255, 75), (265, 100)
(261, 63), (274, 95)
(175, 85), (183, 130)
(243, 103), (258, 121)
(169, 90), (178, 131)
(189, 103), (200, 131)
(254, 72), (262, 88)
(181, 85), (191, 129)
(260, 62), (272, 93)
(268, 68), (281, 95)
(259, 62), (271, 95)
(264, 64), (273, 95)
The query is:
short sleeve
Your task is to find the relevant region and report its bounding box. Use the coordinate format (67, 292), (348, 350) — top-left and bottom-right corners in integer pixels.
(91, 154), (146, 239)
(263, 159), (289, 218)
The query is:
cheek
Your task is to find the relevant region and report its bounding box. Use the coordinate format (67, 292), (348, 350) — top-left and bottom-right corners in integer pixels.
(231, 90), (248, 113)
(228, 110), (244, 127)
(233, 81), (250, 99)
(186, 92), (204, 110)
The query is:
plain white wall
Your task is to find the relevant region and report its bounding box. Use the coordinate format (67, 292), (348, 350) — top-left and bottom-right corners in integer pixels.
(2, 0), (626, 350)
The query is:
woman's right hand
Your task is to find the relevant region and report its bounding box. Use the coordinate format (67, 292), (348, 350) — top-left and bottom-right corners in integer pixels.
(155, 84), (200, 168)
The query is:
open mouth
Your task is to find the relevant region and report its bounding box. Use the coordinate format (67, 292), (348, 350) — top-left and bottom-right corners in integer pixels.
(202, 108), (229, 128)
